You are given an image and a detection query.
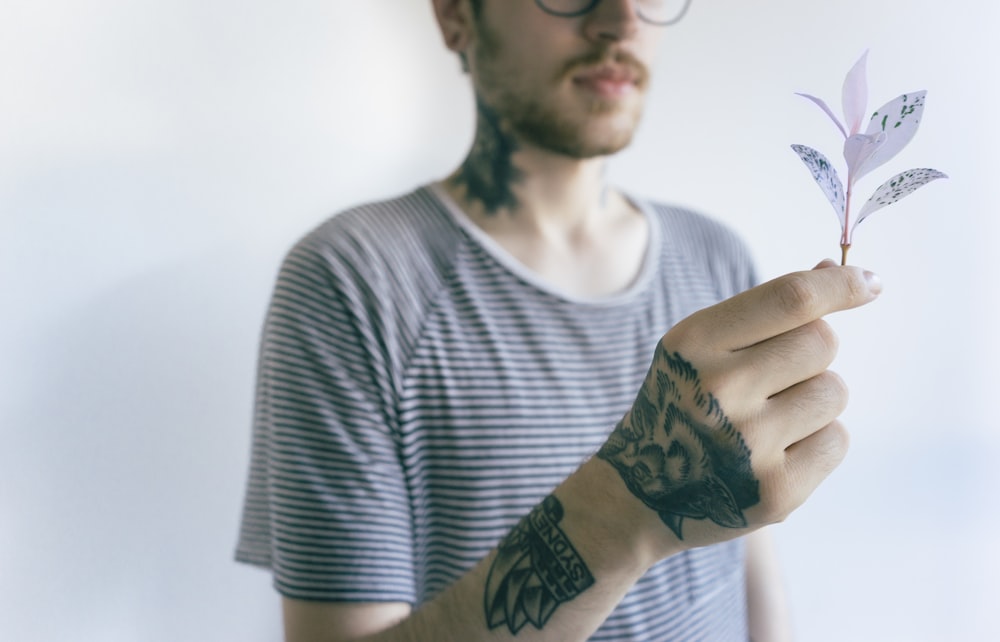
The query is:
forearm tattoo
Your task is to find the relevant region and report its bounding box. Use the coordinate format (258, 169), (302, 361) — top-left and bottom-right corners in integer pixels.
(598, 349), (760, 540)
(484, 495), (595, 635)
(453, 96), (522, 214)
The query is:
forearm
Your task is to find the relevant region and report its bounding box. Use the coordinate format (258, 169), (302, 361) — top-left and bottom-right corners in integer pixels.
(355, 457), (676, 642)
(745, 529), (794, 642)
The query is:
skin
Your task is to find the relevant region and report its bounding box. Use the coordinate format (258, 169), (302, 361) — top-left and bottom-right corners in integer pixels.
(281, 1), (881, 640)
(443, 0), (661, 300)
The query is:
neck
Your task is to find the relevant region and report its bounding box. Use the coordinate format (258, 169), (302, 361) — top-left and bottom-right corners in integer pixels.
(444, 101), (616, 235)
(439, 103), (650, 299)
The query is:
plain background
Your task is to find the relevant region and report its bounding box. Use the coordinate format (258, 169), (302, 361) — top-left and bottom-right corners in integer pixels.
(3, 1), (998, 640)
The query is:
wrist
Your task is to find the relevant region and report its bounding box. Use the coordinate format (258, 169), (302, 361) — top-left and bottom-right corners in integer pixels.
(556, 456), (684, 574)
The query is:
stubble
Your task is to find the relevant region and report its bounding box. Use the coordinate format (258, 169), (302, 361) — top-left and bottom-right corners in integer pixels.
(453, 14), (650, 214)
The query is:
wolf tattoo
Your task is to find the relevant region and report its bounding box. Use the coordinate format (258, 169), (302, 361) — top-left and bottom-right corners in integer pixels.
(598, 349), (760, 540)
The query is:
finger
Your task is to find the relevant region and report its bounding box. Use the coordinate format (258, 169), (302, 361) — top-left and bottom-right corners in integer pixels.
(762, 370), (849, 449)
(732, 319), (839, 399)
(681, 266), (881, 351)
(812, 258), (839, 270)
(779, 419), (850, 507)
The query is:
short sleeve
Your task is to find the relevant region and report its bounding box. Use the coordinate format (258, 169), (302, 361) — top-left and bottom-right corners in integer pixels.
(654, 202), (759, 300)
(235, 235), (416, 603)
(695, 213), (758, 299)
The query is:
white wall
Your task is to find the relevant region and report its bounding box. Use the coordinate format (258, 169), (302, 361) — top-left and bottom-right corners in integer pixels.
(3, 1), (997, 640)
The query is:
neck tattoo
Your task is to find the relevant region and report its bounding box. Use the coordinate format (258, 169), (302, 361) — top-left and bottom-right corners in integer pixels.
(454, 97), (522, 215)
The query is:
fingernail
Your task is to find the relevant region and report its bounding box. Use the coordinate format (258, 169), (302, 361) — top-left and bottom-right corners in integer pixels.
(864, 270), (882, 296)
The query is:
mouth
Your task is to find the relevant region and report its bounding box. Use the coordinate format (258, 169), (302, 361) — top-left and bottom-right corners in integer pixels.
(568, 56), (647, 99)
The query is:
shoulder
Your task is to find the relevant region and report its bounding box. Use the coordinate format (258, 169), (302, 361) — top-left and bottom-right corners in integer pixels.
(262, 186), (466, 391)
(641, 198), (759, 296)
(288, 186), (461, 281)
(647, 201), (751, 259)
(269, 187), (470, 324)
(266, 186), (467, 352)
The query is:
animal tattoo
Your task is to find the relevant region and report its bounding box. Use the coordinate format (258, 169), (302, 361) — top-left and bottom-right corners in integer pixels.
(484, 495), (594, 635)
(597, 349), (760, 540)
(482, 350), (759, 633)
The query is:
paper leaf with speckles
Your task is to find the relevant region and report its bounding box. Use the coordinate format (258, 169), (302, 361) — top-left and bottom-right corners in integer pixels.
(791, 144), (846, 227)
(792, 51), (946, 262)
(854, 91), (927, 182)
(855, 168), (948, 228)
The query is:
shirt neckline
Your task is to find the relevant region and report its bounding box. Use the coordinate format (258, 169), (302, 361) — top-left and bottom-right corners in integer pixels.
(426, 181), (661, 307)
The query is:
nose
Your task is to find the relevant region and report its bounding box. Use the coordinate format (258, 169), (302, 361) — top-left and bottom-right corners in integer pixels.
(581, 0), (642, 43)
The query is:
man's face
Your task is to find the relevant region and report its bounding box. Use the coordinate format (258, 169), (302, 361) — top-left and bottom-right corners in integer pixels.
(467, 0), (664, 159)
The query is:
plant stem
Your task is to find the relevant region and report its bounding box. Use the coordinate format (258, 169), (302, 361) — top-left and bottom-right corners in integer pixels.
(842, 177), (853, 266)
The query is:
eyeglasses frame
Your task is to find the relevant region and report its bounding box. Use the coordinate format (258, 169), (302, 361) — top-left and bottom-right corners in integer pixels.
(533, 0), (692, 27)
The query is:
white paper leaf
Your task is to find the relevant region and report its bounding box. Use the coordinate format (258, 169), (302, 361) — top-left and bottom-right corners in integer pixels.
(843, 132), (887, 185)
(796, 93), (847, 138)
(791, 144), (846, 227)
(841, 50), (870, 135)
(856, 91), (927, 181)
(854, 168), (947, 229)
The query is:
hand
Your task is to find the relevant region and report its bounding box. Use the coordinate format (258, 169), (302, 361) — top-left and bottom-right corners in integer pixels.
(597, 260), (881, 552)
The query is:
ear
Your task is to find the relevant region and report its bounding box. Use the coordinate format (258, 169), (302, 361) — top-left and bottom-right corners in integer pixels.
(431, 0), (475, 55)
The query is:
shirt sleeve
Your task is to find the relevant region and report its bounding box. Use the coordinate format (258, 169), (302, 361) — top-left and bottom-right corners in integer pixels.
(235, 232), (416, 603)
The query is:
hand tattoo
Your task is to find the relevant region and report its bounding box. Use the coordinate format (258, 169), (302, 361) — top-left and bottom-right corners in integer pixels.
(598, 349), (760, 540)
(484, 495), (594, 635)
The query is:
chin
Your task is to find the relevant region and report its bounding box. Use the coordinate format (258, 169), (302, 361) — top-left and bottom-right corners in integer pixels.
(560, 115), (643, 158)
(571, 133), (636, 159)
(576, 102), (645, 153)
(534, 126), (637, 159)
(500, 85), (646, 158)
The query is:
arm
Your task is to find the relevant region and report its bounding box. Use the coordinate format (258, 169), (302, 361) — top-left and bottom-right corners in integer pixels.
(283, 458), (682, 642)
(746, 529), (794, 642)
(283, 262), (880, 642)
(283, 601), (412, 642)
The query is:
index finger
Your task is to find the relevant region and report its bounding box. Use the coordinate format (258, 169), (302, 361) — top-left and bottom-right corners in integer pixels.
(690, 265), (882, 351)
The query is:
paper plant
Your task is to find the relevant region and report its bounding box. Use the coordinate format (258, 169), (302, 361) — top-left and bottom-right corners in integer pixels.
(791, 51), (947, 264)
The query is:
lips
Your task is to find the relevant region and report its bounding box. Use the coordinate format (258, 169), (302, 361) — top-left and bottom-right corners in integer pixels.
(566, 48), (649, 100)
(575, 65), (638, 84)
(572, 65), (640, 97)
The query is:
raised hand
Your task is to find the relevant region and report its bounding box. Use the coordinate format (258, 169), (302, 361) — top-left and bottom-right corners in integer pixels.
(599, 261), (881, 549)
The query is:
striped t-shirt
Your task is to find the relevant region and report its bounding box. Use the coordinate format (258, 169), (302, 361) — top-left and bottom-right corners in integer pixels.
(236, 184), (758, 640)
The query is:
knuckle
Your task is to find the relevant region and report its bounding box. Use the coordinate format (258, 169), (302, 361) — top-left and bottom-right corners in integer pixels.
(662, 315), (710, 359)
(810, 319), (840, 357)
(814, 421), (851, 464)
(844, 267), (869, 304)
(774, 274), (820, 320)
(663, 318), (691, 348)
(766, 507), (791, 526)
(824, 370), (850, 405)
(671, 312), (704, 343)
(754, 490), (792, 526)
(797, 372), (849, 419)
(702, 365), (738, 402)
(810, 371), (849, 416)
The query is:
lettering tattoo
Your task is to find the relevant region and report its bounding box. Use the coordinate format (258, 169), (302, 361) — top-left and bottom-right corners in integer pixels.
(484, 495), (594, 635)
(453, 96), (522, 214)
(598, 349), (760, 540)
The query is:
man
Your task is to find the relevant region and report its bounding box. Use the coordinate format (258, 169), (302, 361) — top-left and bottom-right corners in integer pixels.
(236, 1), (881, 640)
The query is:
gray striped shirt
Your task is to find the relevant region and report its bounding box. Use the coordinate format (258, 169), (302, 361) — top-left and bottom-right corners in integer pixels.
(236, 184), (757, 640)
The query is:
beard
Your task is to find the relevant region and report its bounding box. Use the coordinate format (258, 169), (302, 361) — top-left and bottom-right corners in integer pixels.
(470, 18), (650, 159)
